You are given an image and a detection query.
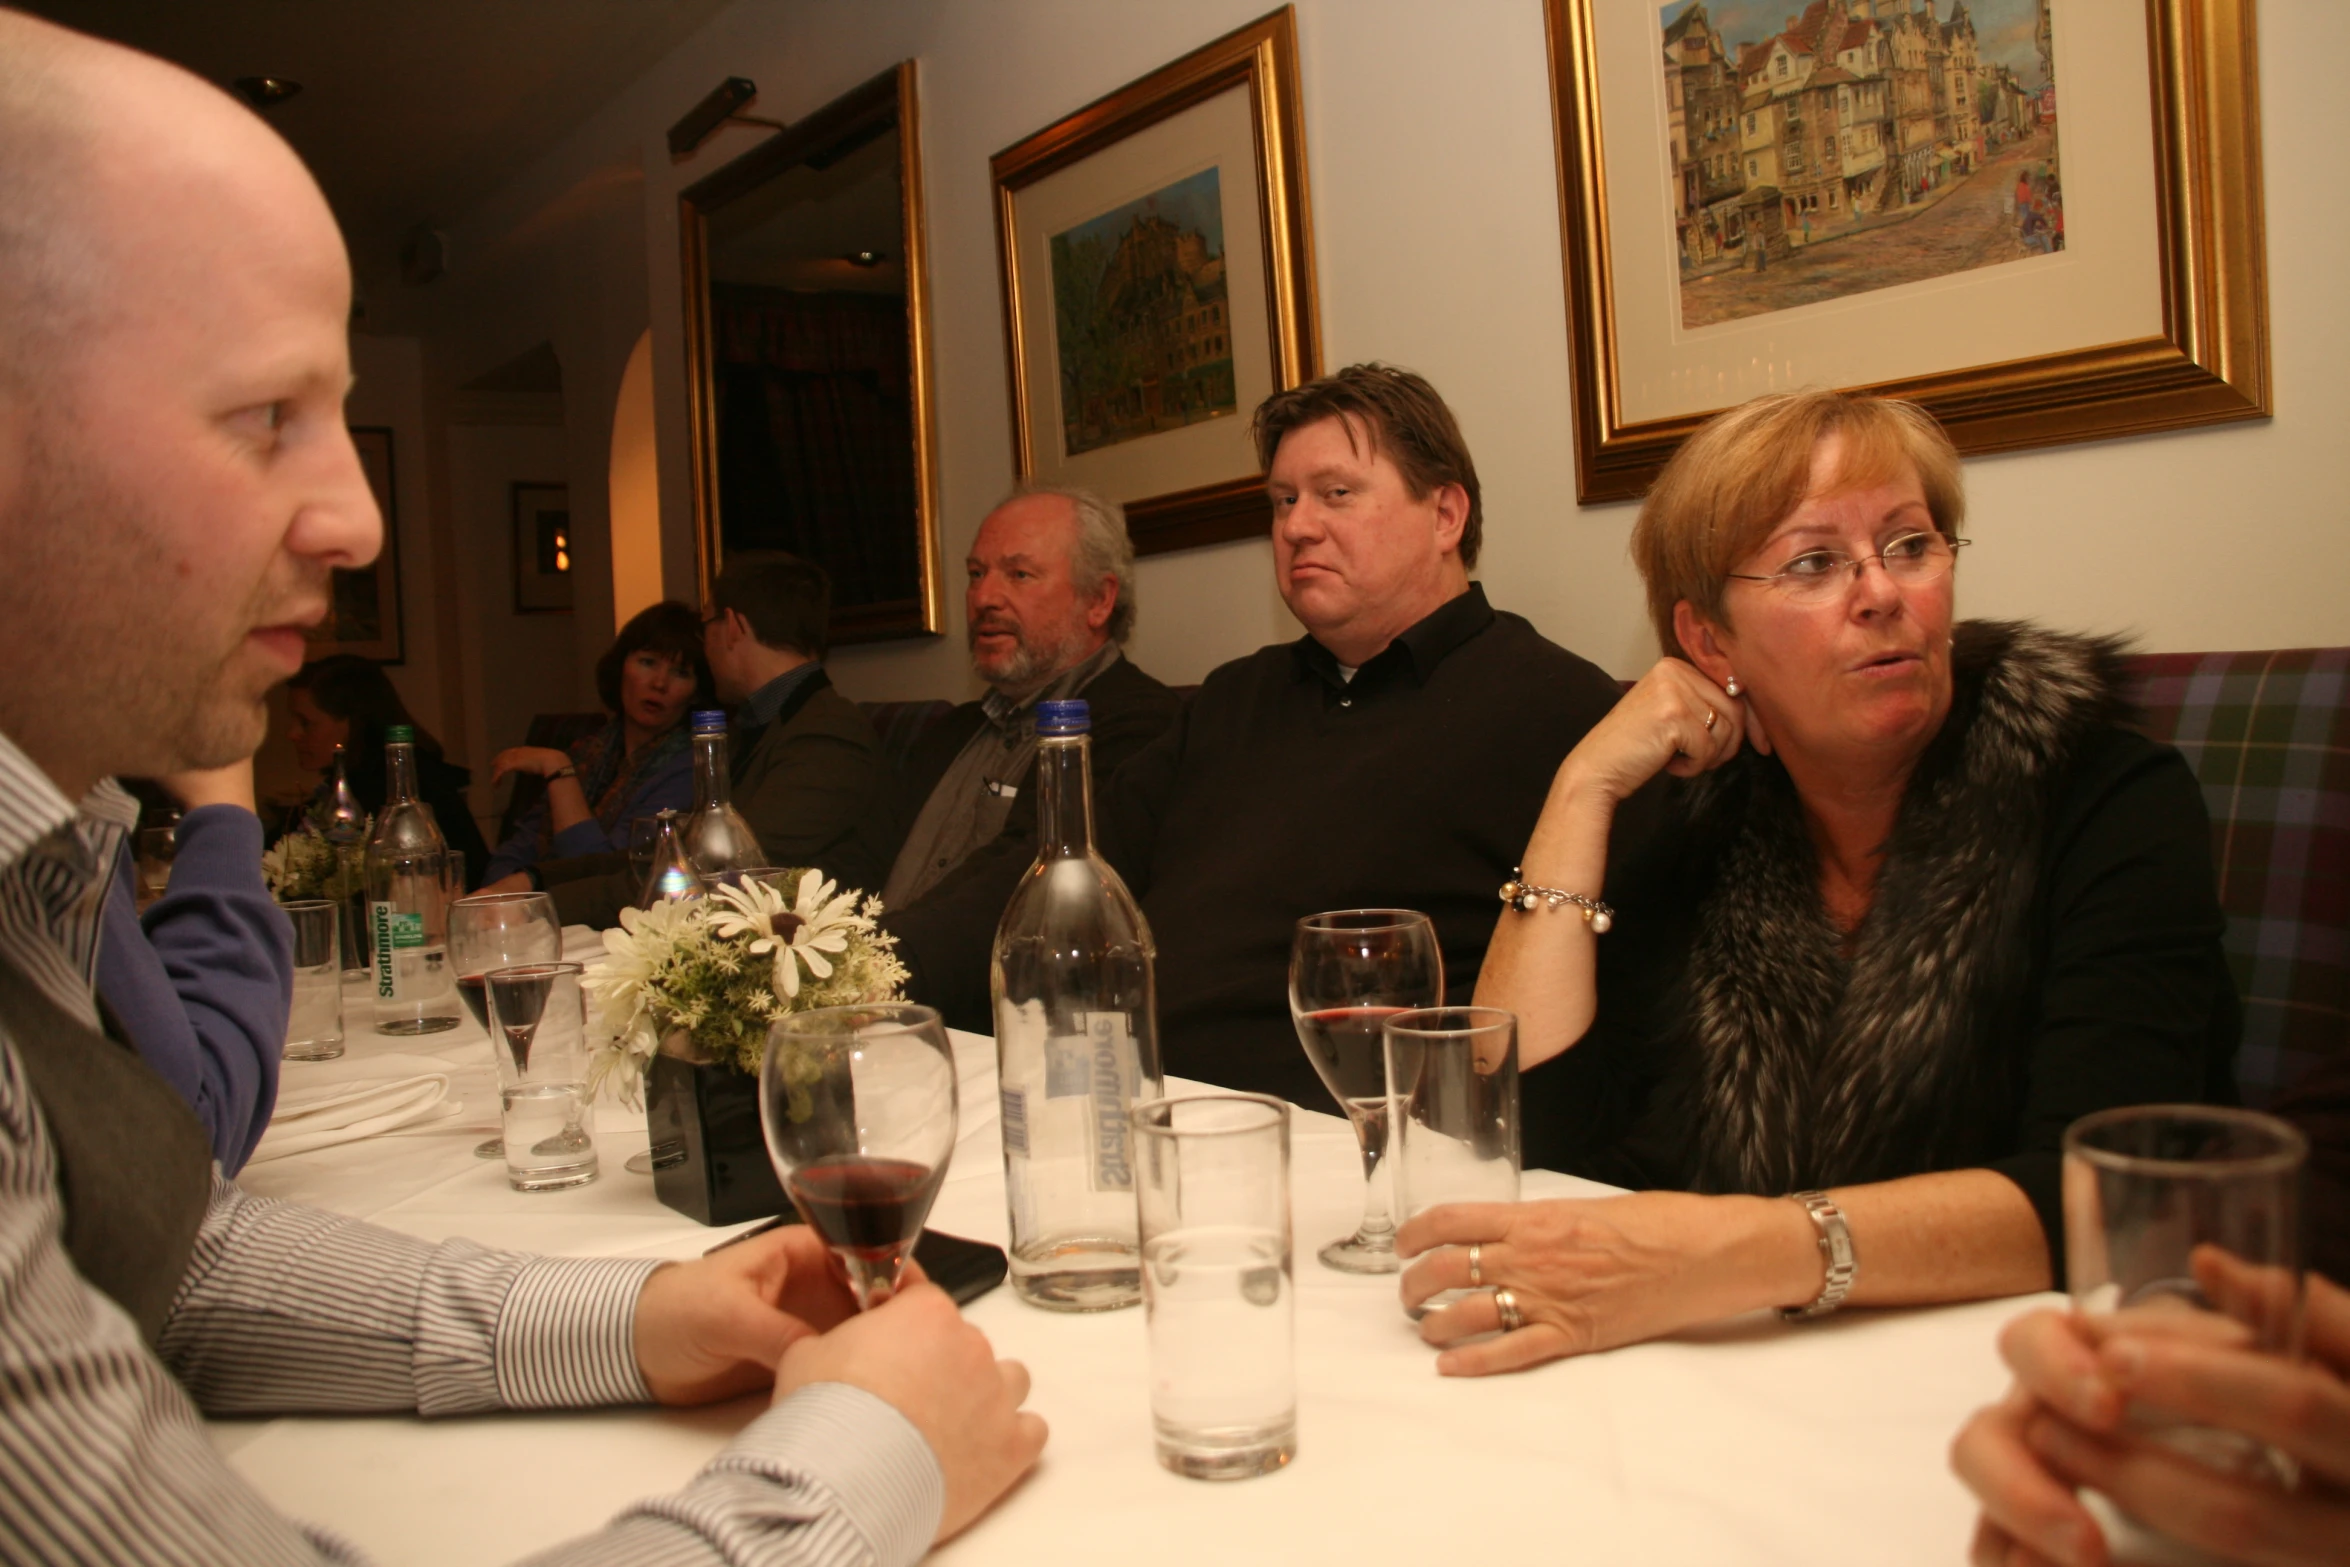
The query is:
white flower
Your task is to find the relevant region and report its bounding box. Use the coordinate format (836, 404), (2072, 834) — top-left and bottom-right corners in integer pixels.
(711, 868), (875, 1001)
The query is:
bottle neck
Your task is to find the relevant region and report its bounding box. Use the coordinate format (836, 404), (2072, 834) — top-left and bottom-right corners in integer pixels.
(1033, 733), (1094, 857)
(693, 731), (731, 808)
(383, 742), (418, 805)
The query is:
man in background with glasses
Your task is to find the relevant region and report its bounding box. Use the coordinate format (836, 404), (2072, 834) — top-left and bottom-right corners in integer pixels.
(0, 12), (1041, 1562)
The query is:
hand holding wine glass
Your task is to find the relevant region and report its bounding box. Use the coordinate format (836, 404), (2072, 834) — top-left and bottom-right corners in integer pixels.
(1289, 909), (1444, 1274)
(760, 1004), (959, 1309)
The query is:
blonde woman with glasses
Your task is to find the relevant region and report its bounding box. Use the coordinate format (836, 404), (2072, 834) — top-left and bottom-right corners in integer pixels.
(1398, 390), (2238, 1374)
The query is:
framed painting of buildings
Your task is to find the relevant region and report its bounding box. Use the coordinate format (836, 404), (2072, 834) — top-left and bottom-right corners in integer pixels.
(1548, 0), (2269, 503)
(992, 6), (1321, 554)
(512, 482), (575, 613)
(305, 425), (404, 662)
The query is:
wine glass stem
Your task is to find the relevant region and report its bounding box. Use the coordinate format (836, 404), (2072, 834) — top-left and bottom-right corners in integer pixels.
(837, 1249), (911, 1310)
(1353, 1120), (1394, 1247)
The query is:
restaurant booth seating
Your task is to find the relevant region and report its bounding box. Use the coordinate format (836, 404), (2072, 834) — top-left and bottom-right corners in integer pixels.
(503, 645), (2350, 1111)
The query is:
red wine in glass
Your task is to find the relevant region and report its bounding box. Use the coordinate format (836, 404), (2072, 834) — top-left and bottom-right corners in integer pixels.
(788, 1156), (945, 1258)
(456, 973), (490, 1030)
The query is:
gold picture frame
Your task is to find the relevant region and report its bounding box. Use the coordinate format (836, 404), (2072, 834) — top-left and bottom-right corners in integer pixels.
(1549, 0), (2270, 504)
(680, 61), (943, 644)
(306, 425), (404, 663)
(992, 6), (1320, 555)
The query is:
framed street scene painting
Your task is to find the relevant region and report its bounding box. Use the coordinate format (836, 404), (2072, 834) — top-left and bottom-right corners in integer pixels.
(1548, 0), (2269, 502)
(306, 425), (404, 662)
(512, 482), (576, 613)
(993, 6), (1320, 554)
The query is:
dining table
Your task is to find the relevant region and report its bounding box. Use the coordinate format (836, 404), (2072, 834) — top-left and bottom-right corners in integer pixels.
(217, 929), (2037, 1566)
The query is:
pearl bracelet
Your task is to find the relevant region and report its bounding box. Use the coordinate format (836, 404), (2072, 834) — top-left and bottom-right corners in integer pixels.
(1497, 871), (1614, 933)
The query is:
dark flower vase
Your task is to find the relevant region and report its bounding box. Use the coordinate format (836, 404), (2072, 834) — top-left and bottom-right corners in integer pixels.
(645, 1054), (788, 1227)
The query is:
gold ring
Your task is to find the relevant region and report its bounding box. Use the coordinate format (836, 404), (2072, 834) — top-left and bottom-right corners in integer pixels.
(1467, 1243), (1483, 1288)
(1703, 708), (1718, 733)
(1493, 1286), (1523, 1333)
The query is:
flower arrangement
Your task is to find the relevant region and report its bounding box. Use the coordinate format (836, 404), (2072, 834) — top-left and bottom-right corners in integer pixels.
(582, 868), (908, 1109)
(261, 826), (369, 903)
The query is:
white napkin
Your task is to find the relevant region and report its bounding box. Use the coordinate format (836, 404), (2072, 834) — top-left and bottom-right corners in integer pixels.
(249, 1053), (465, 1163)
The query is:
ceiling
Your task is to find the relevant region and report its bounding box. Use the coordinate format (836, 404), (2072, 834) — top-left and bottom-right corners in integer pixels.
(24, 0), (737, 286)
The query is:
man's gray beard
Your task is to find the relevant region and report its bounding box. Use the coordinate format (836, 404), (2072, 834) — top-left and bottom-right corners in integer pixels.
(0, 414), (282, 780)
(970, 621), (1097, 699)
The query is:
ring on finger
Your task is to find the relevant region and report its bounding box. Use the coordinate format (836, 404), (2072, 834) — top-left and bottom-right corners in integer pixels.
(1702, 707), (1718, 733)
(1493, 1286), (1523, 1333)
(1466, 1243), (1483, 1288)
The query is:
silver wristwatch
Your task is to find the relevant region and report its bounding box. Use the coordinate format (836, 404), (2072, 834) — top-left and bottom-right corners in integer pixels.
(1781, 1190), (1856, 1321)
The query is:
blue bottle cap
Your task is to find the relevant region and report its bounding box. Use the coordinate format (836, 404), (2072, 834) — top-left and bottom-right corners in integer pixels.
(1035, 699), (1090, 735)
(690, 708), (728, 734)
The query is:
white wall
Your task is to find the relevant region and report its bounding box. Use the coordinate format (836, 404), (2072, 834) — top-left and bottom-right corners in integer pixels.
(417, 0), (2350, 705)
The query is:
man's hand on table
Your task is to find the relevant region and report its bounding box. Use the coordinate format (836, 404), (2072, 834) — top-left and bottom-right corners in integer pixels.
(776, 1280), (1048, 1543)
(633, 1225), (861, 1405)
(1951, 1250), (2350, 1567)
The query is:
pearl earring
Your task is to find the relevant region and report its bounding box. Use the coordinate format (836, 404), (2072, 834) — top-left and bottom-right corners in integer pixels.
(1725, 675), (1743, 698)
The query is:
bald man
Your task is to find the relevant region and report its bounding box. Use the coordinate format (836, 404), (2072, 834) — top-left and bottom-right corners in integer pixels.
(0, 12), (1040, 1563)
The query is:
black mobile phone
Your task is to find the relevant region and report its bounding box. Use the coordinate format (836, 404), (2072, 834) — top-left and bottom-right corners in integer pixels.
(704, 1213), (1008, 1306)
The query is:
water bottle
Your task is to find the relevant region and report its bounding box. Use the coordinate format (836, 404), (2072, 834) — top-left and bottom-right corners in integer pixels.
(366, 724), (460, 1035)
(636, 809), (701, 908)
(989, 699), (1164, 1311)
(682, 709), (764, 882)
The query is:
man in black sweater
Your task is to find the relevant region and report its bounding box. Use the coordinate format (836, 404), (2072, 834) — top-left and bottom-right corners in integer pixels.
(1098, 365), (1622, 1109)
(883, 486), (1181, 1028)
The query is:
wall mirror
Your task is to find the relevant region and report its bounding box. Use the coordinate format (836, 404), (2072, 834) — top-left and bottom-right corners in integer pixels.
(682, 61), (941, 643)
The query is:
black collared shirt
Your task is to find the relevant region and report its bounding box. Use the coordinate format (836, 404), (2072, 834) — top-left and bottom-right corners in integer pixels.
(1100, 583), (1623, 1108)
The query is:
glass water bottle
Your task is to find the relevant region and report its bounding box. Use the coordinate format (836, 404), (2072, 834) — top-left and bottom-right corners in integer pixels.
(366, 724), (459, 1035)
(682, 709), (763, 883)
(989, 699), (1164, 1311)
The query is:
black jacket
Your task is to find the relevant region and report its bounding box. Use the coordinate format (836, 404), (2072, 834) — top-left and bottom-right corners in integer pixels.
(884, 656), (1183, 1031)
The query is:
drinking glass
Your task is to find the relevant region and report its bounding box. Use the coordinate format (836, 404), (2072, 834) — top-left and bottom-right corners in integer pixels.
(759, 1004), (957, 1309)
(1288, 909), (1443, 1273)
(488, 962), (598, 1192)
(1386, 1005), (1519, 1315)
(449, 891), (562, 1158)
(281, 899), (346, 1061)
(2063, 1105), (2307, 1563)
(1134, 1093), (1296, 1480)
(627, 815), (663, 885)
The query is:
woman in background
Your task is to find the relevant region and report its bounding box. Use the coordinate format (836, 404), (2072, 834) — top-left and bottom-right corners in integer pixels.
(478, 601), (711, 886)
(283, 655), (491, 888)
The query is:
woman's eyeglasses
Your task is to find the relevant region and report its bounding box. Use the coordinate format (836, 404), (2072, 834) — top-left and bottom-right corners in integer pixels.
(1725, 532), (1969, 605)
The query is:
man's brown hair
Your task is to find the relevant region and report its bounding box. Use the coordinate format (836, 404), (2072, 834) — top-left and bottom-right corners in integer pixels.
(712, 550), (832, 660)
(1251, 363), (1484, 567)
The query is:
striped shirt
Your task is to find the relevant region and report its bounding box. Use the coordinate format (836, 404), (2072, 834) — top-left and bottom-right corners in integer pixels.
(0, 731), (943, 1565)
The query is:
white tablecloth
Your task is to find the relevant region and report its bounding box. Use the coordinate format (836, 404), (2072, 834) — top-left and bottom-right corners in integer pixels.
(216, 932), (2038, 1565)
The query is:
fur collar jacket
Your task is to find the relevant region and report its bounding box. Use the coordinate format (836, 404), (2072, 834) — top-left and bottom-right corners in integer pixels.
(1666, 619), (2134, 1195)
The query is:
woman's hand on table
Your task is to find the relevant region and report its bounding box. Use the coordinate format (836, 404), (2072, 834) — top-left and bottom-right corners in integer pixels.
(1396, 1191), (1815, 1374)
(775, 1280), (1048, 1543)
(632, 1224), (863, 1405)
(491, 745), (575, 784)
(1951, 1252), (2350, 1567)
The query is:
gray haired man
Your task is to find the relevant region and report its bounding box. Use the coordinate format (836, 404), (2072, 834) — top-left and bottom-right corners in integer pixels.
(881, 485), (1181, 1028)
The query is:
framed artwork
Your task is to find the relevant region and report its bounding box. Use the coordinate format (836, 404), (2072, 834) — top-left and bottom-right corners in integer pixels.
(993, 6), (1320, 555)
(306, 425), (404, 662)
(1548, 0), (2269, 503)
(511, 481), (576, 613)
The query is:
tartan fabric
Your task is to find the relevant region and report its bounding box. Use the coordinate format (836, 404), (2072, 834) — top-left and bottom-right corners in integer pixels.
(2126, 648), (2350, 1107)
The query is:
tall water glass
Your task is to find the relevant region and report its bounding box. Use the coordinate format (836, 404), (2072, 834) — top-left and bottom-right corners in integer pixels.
(450, 891), (563, 1159)
(489, 962), (598, 1192)
(281, 900), (345, 1061)
(2062, 1104), (2307, 1563)
(1386, 1006), (1519, 1315)
(1288, 910), (1443, 1273)
(1133, 1093), (1295, 1480)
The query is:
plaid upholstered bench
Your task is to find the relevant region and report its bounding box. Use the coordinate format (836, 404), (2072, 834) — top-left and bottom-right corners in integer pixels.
(2127, 648), (2350, 1108)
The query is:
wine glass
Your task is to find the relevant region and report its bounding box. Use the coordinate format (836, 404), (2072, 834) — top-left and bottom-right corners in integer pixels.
(449, 891), (562, 1158)
(759, 1003), (958, 1309)
(486, 962), (598, 1192)
(1289, 910), (1444, 1274)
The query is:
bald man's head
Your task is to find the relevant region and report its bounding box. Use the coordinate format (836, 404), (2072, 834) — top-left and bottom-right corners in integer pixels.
(0, 9), (380, 798)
